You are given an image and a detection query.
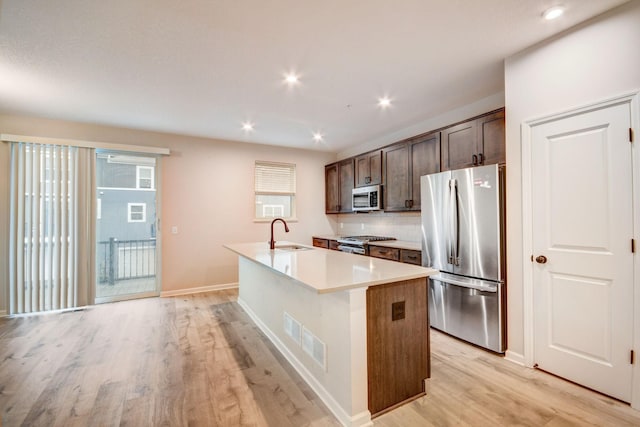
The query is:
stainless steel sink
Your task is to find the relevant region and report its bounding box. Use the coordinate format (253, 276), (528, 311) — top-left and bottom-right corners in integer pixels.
(275, 244), (313, 251)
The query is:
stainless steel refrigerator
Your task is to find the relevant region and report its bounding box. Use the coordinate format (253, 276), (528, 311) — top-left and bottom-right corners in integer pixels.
(421, 164), (506, 353)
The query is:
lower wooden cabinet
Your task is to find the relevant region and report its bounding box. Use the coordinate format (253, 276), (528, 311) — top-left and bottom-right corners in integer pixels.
(400, 249), (421, 265)
(312, 237), (339, 250)
(367, 278), (429, 416)
(312, 237), (329, 248)
(369, 245), (422, 266)
(369, 245), (400, 261)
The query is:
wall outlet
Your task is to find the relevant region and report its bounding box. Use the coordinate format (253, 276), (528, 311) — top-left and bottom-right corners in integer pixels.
(171, 226), (178, 234)
(361, 223), (365, 230)
(340, 222), (343, 229)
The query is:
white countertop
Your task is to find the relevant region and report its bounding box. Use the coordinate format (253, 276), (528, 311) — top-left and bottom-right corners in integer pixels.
(224, 241), (437, 294)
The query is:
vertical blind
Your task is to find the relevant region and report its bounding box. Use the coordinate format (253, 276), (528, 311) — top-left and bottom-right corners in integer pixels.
(8, 142), (95, 314)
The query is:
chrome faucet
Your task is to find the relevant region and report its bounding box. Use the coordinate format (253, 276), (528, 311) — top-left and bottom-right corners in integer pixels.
(269, 218), (290, 249)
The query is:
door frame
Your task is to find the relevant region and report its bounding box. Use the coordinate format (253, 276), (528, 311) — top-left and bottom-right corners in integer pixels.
(521, 90), (640, 408)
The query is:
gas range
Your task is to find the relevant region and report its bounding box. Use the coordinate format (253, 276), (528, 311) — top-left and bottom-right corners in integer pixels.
(336, 235), (396, 255)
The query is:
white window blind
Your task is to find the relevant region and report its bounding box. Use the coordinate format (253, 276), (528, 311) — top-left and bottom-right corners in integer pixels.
(254, 161), (296, 220)
(255, 162), (296, 194)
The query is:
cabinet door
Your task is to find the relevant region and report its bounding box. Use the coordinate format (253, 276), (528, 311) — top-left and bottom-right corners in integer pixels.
(356, 151), (382, 187)
(312, 237), (329, 248)
(383, 144), (410, 211)
(339, 158), (355, 213)
(325, 163), (340, 213)
(477, 110), (505, 166)
(410, 133), (440, 210)
(368, 151), (382, 185)
(400, 249), (422, 265)
(355, 154), (370, 187)
(441, 120), (477, 171)
(369, 245), (400, 261)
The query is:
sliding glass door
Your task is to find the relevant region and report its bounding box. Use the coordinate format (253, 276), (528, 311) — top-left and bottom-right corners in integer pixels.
(95, 152), (159, 303)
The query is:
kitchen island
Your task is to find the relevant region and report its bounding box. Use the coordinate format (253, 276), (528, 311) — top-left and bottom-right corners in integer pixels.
(224, 241), (438, 427)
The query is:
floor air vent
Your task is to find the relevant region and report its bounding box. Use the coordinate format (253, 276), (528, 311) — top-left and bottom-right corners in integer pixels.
(302, 327), (327, 371)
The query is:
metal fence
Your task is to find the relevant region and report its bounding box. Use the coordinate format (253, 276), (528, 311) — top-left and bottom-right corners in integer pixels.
(97, 238), (156, 285)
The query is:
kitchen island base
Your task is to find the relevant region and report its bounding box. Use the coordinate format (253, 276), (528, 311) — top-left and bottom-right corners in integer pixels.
(367, 278), (429, 417)
(234, 254), (432, 426)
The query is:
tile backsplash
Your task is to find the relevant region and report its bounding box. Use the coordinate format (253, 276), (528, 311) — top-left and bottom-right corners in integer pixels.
(333, 211), (422, 242)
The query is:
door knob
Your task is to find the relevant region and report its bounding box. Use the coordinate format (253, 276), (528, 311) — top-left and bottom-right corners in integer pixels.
(535, 255), (547, 264)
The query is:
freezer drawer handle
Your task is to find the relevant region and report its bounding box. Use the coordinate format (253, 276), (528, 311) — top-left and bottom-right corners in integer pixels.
(432, 274), (498, 293)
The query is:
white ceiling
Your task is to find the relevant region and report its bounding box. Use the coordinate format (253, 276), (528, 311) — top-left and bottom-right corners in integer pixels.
(0, 0), (630, 152)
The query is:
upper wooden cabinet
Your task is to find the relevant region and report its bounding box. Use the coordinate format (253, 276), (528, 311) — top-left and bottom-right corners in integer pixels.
(325, 163), (340, 214)
(477, 110), (506, 166)
(325, 158), (355, 214)
(441, 109), (505, 171)
(355, 150), (382, 187)
(325, 108), (504, 214)
(384, 132), (440, 211)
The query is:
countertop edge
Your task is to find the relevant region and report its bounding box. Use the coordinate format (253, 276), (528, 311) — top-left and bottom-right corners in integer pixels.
(225, 242), (437, 294)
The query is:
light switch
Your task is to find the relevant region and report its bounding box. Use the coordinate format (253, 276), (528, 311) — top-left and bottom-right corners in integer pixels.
(171, 226), (178, 234)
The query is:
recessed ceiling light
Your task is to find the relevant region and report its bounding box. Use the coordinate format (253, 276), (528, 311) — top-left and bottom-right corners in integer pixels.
(313, 132), (324, 142)
(242, 121), (254, 132)
(543, 6), (564, 20)
(378, 97), (392, 108)
(284, 72), (299, 85)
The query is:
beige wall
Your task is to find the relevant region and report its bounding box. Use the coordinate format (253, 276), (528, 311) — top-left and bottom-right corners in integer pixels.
(0, 114), (337, 310)
(504, 0), (640, 358)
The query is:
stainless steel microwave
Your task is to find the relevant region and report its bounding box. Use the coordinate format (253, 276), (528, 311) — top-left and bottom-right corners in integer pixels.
(352, 185), (382, 211)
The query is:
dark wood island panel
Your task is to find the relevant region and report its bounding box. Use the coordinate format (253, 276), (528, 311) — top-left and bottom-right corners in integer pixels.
(366, 277), (429, 417)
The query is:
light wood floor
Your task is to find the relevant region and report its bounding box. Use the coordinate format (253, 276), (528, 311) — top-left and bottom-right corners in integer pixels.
(0, 289), (639, 427)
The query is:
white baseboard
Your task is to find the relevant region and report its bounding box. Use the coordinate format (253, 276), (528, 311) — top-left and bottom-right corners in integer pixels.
(504, 350), (525, 366)
(160, 282), (238, 298)
(237, 297), (372, 427)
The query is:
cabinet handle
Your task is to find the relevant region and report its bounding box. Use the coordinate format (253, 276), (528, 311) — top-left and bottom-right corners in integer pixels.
(409, 200), (414, 208)
(337, 204), (341, 211)
(407, 255), (418, 260)
(472, 154), (478, 165)
(365, 176), (371, 184)
(478, 153), (484, 165)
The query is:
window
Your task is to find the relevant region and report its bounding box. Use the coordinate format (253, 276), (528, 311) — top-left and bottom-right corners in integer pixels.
(128, 203), (146, 222)
(136, 166), (154, 189)
(255, 161), (296, 220)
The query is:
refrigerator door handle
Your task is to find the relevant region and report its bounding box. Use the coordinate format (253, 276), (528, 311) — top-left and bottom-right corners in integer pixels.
(447, 179), (455, 264)
(431, 273), (500, 293)
(449, 178), (460, 266)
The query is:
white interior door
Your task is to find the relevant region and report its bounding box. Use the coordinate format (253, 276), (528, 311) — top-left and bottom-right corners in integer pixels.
(531, 101), (634, 402)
